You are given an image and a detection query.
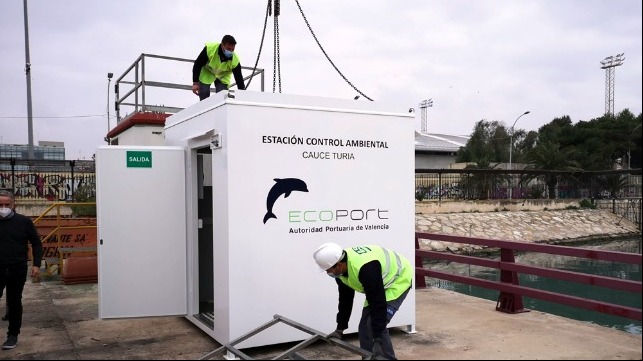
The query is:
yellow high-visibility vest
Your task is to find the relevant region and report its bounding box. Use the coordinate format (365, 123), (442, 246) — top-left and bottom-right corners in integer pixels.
(339, 245), (412, 305)
(198, 42), (240, 85)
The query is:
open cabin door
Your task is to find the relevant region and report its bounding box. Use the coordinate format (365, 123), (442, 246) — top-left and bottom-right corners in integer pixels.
(96, 146), (187, 319)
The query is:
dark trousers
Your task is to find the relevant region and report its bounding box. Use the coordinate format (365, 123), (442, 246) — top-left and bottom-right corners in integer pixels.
(358, 287), (411, 360)
(0, 264), (28, 337)
(198, 79), (228, 100)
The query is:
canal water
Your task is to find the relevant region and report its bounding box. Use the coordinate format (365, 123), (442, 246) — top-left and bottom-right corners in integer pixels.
(426, 238), (642, 335)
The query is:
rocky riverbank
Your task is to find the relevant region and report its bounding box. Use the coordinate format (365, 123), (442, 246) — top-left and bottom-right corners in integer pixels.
(415, 209), (641, 253)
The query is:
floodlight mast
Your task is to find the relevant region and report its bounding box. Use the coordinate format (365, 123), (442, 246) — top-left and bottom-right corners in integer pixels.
(600, 53), (625, 117)
(419, 99), (433, 134)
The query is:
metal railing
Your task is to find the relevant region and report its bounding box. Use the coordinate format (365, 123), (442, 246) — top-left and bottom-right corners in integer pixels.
(32, 202), (97, 275)
(415, 168), (642, 202)
(115, 53), (265, 123)
(415, 232), (642, 321)
(594, 198), (642, 232)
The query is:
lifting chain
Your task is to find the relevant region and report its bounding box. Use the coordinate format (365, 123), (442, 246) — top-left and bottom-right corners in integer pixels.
(272, 0), (282, 93)
(294, 0), (372, 101)
(250, 0), (370, 100)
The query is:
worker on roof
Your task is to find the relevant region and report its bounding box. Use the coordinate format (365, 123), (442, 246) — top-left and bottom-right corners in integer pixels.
(313, 243), (412, 360)
(192, 34), (246, 100)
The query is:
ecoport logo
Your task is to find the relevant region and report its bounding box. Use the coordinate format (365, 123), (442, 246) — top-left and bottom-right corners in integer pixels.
(262, 178), (390, 231)
(263, 178), (309, 224)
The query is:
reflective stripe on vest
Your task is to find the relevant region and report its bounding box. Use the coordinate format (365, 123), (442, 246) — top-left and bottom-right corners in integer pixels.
(382, 249), (404, 289)
(339, 245), (412, 303)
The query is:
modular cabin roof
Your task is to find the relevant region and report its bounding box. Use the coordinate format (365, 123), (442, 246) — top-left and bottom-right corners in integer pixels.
(107, 111), (470, 155)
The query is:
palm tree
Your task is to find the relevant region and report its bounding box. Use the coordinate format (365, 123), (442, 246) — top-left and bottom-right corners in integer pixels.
(602, 173), (629, 199)
(525, 142), (581, 199)
(459, 157), (509, 199)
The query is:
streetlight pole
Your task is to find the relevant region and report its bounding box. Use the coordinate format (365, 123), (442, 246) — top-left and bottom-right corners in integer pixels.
(106, 72), (113, 144)
(23, 0), (34, 159)
(628, 123), (642, 169)
(508, 111), (530, 199)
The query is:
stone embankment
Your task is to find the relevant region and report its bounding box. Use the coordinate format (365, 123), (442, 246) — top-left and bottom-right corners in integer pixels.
(415, 209), (641, 253)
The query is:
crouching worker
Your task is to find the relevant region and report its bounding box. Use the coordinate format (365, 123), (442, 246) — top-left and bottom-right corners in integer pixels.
(313, 243), (412, 360)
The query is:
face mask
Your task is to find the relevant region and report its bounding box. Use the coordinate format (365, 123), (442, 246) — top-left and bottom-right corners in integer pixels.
(223, 49), (233, 58)
(327, 272), (340, 279)
(0, 207), (13, 218)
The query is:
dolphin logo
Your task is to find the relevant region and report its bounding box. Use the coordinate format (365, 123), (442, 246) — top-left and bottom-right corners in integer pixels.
(263, 178), (309, 224)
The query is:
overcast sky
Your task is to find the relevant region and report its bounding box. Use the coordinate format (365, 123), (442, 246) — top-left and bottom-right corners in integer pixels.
(1, 0), (641, 160)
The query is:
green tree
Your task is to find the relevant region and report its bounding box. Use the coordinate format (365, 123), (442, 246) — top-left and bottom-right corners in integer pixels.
(456, 120), (511, 163)
(525, 141), (581, 199)
(537, 110), (641, 170)
(455, 110), (642, 171)
(458, 157), (508, 200)
(537, 115), (574, 144)
(602, 173), (629, 199)
(457, 119), (540, 166)
(71, 181), (97, 217)
(512, 130), (538, 165)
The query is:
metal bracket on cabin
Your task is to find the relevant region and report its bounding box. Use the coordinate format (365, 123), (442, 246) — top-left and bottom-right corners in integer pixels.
(210, 133), (222, 150)
(199, 314), (379, 360)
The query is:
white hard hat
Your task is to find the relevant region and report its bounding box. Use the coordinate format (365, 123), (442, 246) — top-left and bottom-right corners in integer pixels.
(313, 243), (344, 272)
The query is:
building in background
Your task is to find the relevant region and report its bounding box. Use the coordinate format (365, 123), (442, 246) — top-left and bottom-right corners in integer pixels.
(414, 132), (469, 169)
(0, 141), (65, 160)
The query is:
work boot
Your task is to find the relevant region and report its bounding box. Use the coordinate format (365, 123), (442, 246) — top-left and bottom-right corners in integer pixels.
(1, 335), (17, 350)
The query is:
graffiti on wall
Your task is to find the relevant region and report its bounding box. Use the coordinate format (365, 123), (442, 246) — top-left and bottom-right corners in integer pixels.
(41, 233), (94, 258)
(0, 171), (95, 201)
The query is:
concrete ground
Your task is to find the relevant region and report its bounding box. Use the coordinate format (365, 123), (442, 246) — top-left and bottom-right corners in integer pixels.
(0, 275), (640, 360)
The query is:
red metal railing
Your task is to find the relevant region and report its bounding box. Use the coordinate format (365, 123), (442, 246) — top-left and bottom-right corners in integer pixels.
(415, 232), (642, 321)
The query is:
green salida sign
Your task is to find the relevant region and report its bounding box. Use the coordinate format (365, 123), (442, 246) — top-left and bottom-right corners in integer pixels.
(127, 151), (152, 168)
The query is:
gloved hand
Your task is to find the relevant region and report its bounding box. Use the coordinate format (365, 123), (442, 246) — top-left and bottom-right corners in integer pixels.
(326, 329), (344, 340)
(372, 338), (384, 359)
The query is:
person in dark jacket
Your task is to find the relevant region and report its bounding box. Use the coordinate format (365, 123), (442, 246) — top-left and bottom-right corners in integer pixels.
(0, 190), (43, 350)
(192, 34), (246, 100)
(313, 243), (412, 360)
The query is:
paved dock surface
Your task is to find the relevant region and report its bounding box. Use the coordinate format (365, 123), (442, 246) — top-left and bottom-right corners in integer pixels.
(1, 276), (640, 360)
